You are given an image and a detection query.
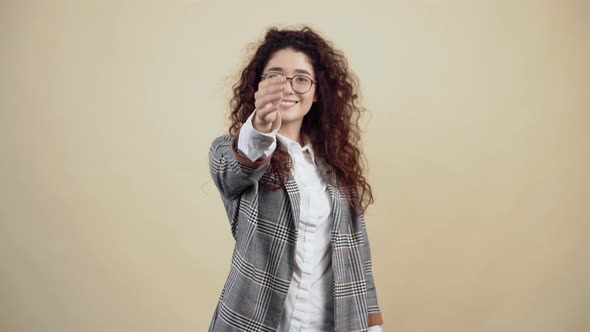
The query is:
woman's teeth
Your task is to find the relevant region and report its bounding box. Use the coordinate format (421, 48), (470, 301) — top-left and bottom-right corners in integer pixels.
(280, 100), (298, 106)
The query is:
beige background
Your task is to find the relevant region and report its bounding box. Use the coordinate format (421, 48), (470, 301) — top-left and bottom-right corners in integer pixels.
(1, 0), (588, 331)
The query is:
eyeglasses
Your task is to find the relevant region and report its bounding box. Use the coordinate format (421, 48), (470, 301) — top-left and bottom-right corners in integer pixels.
(260, 72), (316, 94)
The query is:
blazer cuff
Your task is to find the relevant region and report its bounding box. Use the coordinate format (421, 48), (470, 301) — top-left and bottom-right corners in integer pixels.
(368, 312), (384, 326)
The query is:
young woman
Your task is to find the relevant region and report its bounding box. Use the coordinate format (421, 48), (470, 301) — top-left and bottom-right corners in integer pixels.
(208, 26), (383, 332)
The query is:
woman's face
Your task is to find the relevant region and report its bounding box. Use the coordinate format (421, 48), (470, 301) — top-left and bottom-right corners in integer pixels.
(261, 48), (317, 128)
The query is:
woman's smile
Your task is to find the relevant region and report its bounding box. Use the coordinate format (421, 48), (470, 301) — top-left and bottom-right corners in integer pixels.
(279, 99), (299, 109)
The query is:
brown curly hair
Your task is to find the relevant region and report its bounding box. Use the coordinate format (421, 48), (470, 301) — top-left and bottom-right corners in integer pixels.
(228, 26), (374, 214)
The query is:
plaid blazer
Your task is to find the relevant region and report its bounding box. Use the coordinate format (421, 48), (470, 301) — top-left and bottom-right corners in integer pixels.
(208, 133), (383, 331)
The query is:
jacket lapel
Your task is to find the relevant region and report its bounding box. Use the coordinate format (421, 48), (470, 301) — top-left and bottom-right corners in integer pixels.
(284, 176), (300, 232)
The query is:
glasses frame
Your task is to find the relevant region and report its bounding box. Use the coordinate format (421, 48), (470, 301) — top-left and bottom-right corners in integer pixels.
(260, 72), (317, 94)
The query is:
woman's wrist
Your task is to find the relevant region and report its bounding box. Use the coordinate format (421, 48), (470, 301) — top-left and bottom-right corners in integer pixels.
(253, 119), (273, 133)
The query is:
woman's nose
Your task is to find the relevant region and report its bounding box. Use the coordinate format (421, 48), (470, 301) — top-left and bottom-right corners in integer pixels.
(283, 78), (295, 94)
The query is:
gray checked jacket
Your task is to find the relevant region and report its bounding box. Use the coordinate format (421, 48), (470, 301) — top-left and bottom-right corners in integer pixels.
(208, 133), (383, 331)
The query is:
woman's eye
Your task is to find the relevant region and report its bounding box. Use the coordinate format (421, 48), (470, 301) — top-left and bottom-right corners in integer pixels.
(295, 76), (309, 83)
(266, 73), (281, 79)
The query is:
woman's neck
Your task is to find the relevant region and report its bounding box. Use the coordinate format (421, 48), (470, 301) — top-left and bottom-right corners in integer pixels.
(278, 123), (304, 146)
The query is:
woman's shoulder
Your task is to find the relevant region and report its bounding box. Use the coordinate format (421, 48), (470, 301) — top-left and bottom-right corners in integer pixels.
(211, 134), (233, 144)
(209, 134), (234, 151)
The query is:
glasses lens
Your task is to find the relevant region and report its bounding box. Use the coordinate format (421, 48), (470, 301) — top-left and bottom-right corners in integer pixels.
(292, 75), (312, 93)
(265, 72), (284, 81)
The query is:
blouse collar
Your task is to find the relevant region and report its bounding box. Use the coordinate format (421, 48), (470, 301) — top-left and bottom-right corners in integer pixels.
(276, 133), (316, 165)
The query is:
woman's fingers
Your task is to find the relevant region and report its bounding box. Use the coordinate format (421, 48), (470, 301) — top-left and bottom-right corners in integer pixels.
(254, 76), (285, 127)
(256, 92), (283, 109)
(252, 103), (278, 131)
(255, 83), (283, 103)
(255, 82), (283, 112)
(258, 76), (285, 91)
(259, 105), (278, 122)
(259, 101), (279, 117)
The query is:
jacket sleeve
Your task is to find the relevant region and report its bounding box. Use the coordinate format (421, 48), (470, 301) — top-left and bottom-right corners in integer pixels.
(360, 213), (384, 327)
(208, 131), (272, 201)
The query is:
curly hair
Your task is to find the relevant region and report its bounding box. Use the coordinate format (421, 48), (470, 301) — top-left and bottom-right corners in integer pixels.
(228, 26), (374, 214)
